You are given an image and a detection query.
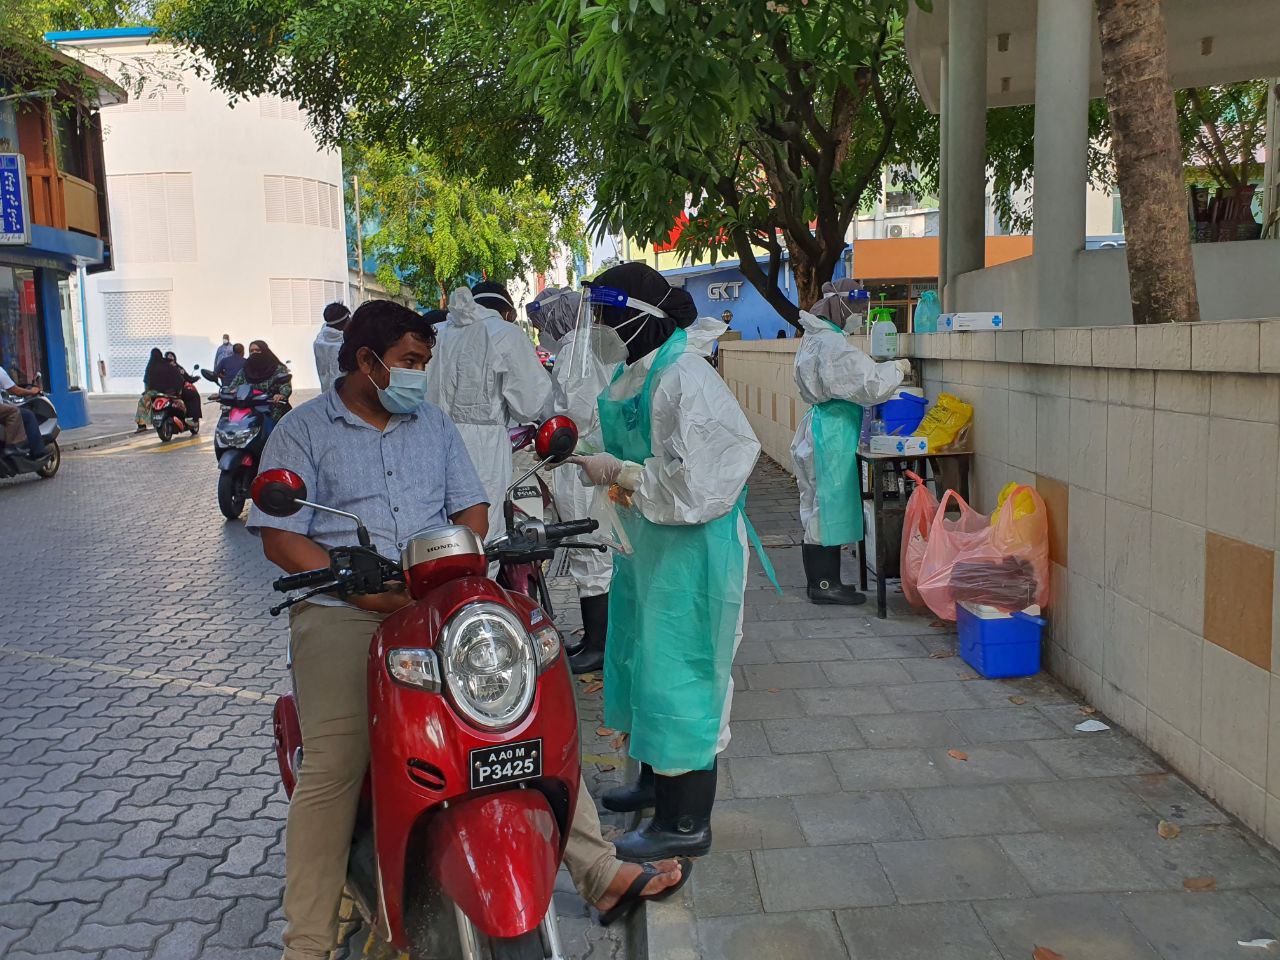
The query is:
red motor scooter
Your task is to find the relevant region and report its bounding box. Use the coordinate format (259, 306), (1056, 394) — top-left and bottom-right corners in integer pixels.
(253, 417), (602, 960)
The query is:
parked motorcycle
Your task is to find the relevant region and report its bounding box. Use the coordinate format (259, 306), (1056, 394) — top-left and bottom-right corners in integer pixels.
(0, 383), (60, 480)
(212, 379), (291, 520)
(253, 415), (602, 959)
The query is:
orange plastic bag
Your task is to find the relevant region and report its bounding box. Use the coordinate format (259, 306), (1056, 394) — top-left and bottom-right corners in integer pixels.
(900, 471), (939, 608)
(916, 485), (1051, 621)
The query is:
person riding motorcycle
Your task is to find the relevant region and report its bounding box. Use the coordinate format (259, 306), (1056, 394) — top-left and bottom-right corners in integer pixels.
(229, 340), (292, 434)
(0, 364), (47, 460)
(425, 282), (551, 546)
(164, 351), (204, 425)
(526, 286), (617, 675)
(791, 280), (910, 604)
(568, 263), (762, 862)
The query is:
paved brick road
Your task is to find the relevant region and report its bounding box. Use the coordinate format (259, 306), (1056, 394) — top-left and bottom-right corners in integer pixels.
(0, 432), (628, 960)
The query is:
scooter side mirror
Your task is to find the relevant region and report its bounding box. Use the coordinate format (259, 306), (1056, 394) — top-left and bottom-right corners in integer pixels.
(251, 469), (308, 517)
(535, 416), (578, 464)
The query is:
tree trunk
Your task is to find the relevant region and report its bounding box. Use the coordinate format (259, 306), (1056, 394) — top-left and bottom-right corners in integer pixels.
(1095, 0), (1200, 324)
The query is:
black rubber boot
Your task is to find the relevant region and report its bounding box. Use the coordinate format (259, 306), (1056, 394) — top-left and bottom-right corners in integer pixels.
(613, 763), (716, 862)
(601, 763), (655, 813)
(569, 592), (608, 675)
(802, 543), (865, 606)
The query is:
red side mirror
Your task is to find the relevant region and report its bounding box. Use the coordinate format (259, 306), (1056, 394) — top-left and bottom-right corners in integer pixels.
(251, 468), (308, 517)
(535, 416), (579, 464)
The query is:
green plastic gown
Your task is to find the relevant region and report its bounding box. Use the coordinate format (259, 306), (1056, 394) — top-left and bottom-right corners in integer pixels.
(810, 319), (865, 545)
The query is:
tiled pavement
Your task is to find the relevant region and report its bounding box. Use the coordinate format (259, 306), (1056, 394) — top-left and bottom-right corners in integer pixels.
(657, 459), (1280, 960)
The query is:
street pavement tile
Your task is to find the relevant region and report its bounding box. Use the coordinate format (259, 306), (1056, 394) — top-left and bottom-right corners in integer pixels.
(882, 681), (983, 712)
(835, 902), (1003, 960)
(763, 716), (865, 754)
(733, 640), (777, 665)
(927, 743), (1057, 785)
(742, 620), (798, 643)
(1118, 890), (1280, 959)
(719, 720), (773, 759)
(796, 686), (894, 717)
(873, 837), (1031, 903)
(769, 638), (854, 663)
(730, 689), (805, 721)
(974, 893), (1161, 960)
(1123, 771), (1232, 826)
(853, 712), (967, 749)
(752, 844), (895, 911)
(902, 785), (1041, 838)
(1127, 823), (1280, 890)
(728, 754), (838, 798)
(820, 659), (913, 687)
(1029, 735), (1171, 778)
(1012, 777), (1160, 831)
(696, 911), (849, 960)
(690, 851), (763, 918)
(944, 706), (1063, 742)
(743, 662), (830, 690)
(829, 748), (947, 791)
(791, 791), (922, 845)
(897, 657), (978, 682)
(997, 831), (1168, 893)
(709, 798), (807, 852)
(842, 635), (932, 659)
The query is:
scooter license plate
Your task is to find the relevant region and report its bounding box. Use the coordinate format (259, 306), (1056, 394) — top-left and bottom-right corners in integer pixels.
(469, 738), (542, 789)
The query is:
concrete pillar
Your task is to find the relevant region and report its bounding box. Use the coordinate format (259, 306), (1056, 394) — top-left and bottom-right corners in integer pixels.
(1033, 0), (1092, 327)
(938, 48), (949, 296)
(944, 0), (988, 307)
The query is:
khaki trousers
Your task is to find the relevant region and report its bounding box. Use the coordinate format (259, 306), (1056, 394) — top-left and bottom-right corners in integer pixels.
(282, 602), (620, 960)
(0, 404), (25, 448)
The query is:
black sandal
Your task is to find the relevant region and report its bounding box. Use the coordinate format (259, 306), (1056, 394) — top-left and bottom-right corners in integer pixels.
(597, 857), (693, 927)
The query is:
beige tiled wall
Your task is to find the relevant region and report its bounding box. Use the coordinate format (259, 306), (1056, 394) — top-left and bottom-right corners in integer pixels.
(719, 320), (1280, 845)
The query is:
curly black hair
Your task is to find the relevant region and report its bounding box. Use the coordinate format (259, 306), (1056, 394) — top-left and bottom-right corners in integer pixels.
(337, 300), (437, 373)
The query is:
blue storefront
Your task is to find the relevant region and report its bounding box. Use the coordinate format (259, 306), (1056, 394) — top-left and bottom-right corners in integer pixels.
(662, 249), (852, 340)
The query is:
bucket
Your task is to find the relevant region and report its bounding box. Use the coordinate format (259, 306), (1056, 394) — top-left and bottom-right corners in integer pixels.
(876, 392), (928, 436)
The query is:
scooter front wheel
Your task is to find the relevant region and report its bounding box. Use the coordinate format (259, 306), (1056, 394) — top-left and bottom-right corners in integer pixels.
(217, 468), (246, 519)
(487, 931), (543, 960)
(36, 441), (60, 479)
(156, 418), (173, 443)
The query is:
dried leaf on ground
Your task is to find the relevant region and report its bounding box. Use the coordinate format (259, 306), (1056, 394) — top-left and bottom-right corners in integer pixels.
(610, 734), (627, 751)
(929, 651), (953, 659)
(930, 619), (949, 628)
(596, 726), (614, 737)
(1009, 695), (1028, 705)
(767, 688), (780, 693)
(1079, 705), (1097, 715)
(957, 672), (980, 681)
(1157, 820), (1181, 839)
(583, 681), (603, 695)
(947, 749), (969, 761)
(596, 763), (616, 773)
(1183, 875), (1217, 891)
(1032, 948), (1065, 960)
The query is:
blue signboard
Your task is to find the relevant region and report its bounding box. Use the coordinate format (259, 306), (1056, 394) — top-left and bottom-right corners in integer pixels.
(0, 153), (31, 245)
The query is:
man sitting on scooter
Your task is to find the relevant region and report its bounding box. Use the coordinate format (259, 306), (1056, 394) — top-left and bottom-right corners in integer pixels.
(0, 365), (46, 460)
(247, 300), (685, 960)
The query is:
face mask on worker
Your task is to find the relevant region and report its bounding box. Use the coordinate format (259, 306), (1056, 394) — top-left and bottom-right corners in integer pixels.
(370, 353), (428, 414)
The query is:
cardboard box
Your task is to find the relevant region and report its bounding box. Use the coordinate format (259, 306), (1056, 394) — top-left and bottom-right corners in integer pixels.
(941, 312), (1003, 331)
(867, 435), (928, 455)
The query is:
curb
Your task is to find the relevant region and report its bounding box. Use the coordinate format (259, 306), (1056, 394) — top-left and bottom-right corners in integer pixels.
(61, 429), (140, 453)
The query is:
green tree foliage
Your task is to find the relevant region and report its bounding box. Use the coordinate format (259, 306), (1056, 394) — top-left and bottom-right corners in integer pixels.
(1176, 80), (1269, 190)
(348, 143), (588, 308)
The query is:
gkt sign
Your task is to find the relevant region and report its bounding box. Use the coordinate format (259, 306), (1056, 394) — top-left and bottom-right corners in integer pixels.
(707, 281), (742, 301)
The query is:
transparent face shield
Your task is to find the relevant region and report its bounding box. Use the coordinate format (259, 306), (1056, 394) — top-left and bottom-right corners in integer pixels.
(567, 284), (670, 380)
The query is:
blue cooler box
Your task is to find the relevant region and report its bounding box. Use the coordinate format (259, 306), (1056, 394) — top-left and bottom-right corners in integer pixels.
(876, 393), (928, 436)
(957, 603), (1046, 679)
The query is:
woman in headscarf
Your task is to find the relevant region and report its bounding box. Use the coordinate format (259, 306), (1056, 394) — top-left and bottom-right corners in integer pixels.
(568, 262), (763, 861)
(163, 351), (204, 425)
(135, 348), (172, 430)
(228, 340), (293, 429)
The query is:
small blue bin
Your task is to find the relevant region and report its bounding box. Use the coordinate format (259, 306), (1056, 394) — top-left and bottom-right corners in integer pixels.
(957, 604), (1046, 679)
(877, 393), (928, 436)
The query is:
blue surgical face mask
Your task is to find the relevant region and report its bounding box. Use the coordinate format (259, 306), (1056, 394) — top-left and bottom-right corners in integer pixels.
(370, 354), (428, 414)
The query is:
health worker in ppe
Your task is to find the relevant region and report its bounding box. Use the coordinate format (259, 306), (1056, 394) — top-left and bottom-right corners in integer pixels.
(527, 286), (618, 675)
(791, 279), (911, 604)
(314, 302), (351, 392)
(568, 262), (762, 862)
(426, 281), (552, 545)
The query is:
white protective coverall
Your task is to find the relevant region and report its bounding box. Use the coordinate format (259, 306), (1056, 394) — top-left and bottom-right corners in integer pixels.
(426, 288), (552, 541)
(313, 324), (344, 393)
(598, 318), (760, 769)
(790, 308), (905, 545)
(547, 326), (616, 597)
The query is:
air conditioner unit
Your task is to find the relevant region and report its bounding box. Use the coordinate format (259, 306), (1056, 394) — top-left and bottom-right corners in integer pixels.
(888, 224), (905, 238)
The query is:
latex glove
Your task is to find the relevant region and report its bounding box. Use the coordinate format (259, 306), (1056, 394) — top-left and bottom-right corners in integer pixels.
(616, 461), (644, 492)
(894, 358), (912, 378)
(571, 452), (625, 487)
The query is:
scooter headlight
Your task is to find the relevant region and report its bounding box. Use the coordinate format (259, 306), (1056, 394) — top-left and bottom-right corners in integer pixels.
(216, 422), (257, 448)
(441, 603), (536, 729)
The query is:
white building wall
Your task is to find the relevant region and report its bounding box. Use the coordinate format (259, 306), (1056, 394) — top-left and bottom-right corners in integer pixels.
(61, 37), (347, 392)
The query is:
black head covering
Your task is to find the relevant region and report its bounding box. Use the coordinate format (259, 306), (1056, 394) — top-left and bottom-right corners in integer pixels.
(143, 348), (166, 390)
(243, 339), (284, 383)
(470, 281), (515, 316)
(592, 262), (697, 365)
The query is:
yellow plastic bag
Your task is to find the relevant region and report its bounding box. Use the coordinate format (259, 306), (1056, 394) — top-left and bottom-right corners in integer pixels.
(913, 393), (973, 451)
(993, 482), (1036, 526)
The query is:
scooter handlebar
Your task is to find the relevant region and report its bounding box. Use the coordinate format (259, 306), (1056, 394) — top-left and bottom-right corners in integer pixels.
(542, 519), (599, 540)
(273, 568), (334, 592)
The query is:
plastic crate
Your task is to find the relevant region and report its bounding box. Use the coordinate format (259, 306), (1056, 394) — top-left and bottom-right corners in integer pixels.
(957, 603), (1045, 679)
